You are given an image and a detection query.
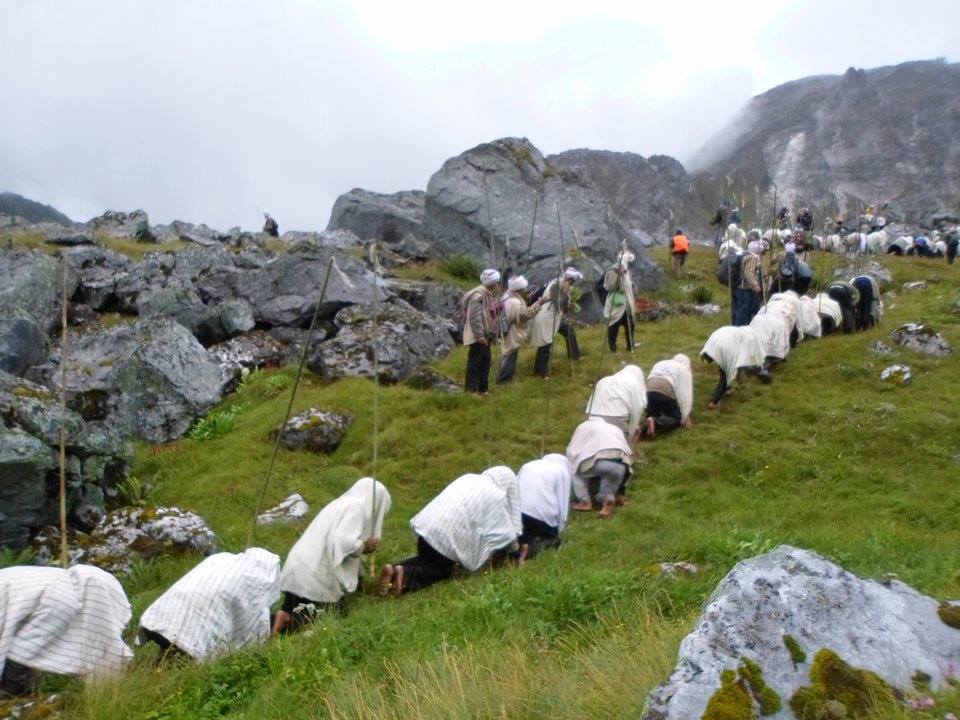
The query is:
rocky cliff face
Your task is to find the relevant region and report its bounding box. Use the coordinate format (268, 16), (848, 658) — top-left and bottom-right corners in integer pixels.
(691, 59), (960, 226)
(0, 192), (73, 226)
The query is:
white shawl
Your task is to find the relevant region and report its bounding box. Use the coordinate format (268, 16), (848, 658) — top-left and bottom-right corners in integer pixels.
(566, 417), (633, 477)
(482, 466), (523, 536)
(140, 548), (279, 661)
(410, 474), (517, 572)
(586, 364), (647, 434)
(529, 279), (563, 348)
(517, 454), (572, 532)
(762, 291), (801, 340)
(647, 354), (694, 421)
(700, 326), (765, 381)
(602, 265), (635, 325)
(279, 478), (391, 603)
(749, 312), (791, 360)
(797, 296), (823, 338)
(812, 293), (843, 327)
(0, 565), (132, 678)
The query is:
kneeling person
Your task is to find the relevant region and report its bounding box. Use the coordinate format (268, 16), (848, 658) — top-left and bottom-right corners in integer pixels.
(642, 354), (694, 438)
(566, 417), (634, 519)
(516, 454), (573, 559)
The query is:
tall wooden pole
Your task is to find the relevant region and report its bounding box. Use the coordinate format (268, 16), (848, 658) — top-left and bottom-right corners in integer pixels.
(58, 254), (70, 569)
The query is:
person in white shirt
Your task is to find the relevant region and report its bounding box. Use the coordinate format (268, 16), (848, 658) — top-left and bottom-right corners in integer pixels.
(516, 454), (573, 560)
(586, 364), (647, 442)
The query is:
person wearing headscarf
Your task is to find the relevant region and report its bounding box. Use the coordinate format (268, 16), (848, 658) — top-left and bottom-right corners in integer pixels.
(0, 564), (132, 695)
(585, 364), (647, 441)
(733, 238), (764, 326)
(770, 241), (800, 293)
(529, 267), (583, 377)
(642, 354), (694, 439)
(750, 308), (793, 375)
(139, 548), (279, 659)
(516, 454), (572, 560)
(481, 466), (523, 539)
(723, 223), (746, 250)
(700, 325), (769, 408)
(825, 281), (859, 334)
(271, 478), (391, 634)
(603, 245), (636, 352)
(460, 269), (501, 394)
(566, 417), (633, 519)
(851, 275), (882, 331)
(496, 275), (546, 384)
(377, 474), (519, 596)
(762, 291), (802, 345)
(262, 213), (279, 237)
(812, 292), (843, 335)
(886, 235), (913, 256)
(796, 295), (824, 339)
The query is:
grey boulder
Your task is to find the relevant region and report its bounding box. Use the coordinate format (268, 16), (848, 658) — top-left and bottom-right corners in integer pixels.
(327, 188), (426, 245)
(0, 428), (56, 548)
(65, 245), (133, 310)
(643, 545), (960, 720)
(383, 278), (461, 320)
(208, 330), (291, 394)
(256, 493), (309, 525)
(274, 408), (352, 454)
(0, 317), (49, 375)
(86, 209), (155, 242)
(880, 364), (912, 384)
(891, 323), (953, 357)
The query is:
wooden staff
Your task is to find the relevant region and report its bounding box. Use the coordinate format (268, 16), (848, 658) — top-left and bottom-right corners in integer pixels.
(58, 253), (70, 569)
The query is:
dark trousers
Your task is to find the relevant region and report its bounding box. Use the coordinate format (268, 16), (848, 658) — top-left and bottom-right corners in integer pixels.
(707, 364), (767, 404)
(559, 320), (581, 360)
(533, 344), (551, 377)
(607, 313), (635, 352)
(732, 289), (761, 326)
(465, 342), (491, 393)
(820, 317), (836, 335)
(518, 513), (561, 560)
(840, 306), (856, 334)
(397, 536), (456, 593)
(0, 661), (39, 698)
(533, 321), (581, 377)
(645, 391), (681, 433)
(886, 246), (904, 256)
(948, 242), (958, 264)
(280, 592), (345, 633)
(496, 349), (519, 384)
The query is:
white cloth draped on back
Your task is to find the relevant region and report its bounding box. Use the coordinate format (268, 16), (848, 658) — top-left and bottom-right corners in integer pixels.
(586, 364), (647, 435)
(647, 354), (694, 422)
(700, 326), (765, 381)
(749, 312), (791, 360)
(279, 478), (391, 604)
(566, 417), (633, 478)
(529, 279), (563, 348)
(139, 548), (280, 661)
(796, 296), (823, 338)
(0, 564), (132, 678)
(760, 291), (801, 340)
(812, 293), (843, 327)
(517, 454), (573, 532)
(481, 466), (523, 536)
(410, 474), (517, 572)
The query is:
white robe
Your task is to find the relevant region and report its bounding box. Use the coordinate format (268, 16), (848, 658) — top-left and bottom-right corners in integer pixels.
(481, 466), (523, 537)
(813, 293), (843, 328)
(586, 364), (647, 435)
(797, 296), (823, 338)
(139, 548), (280, 661)
(0, 564), (132, 678)
(410, 474), (517, 572)
(700, 326), (765, 381)
(762, 291), (801, 340)
(279, 478), (391, 603)
(749, 311), (792, 360)
(517, 454), (573, 532)
(602, 262), (635, 326)
(647, 354), (694, 422)
(528, 279), (564, 348)
(566, 418), (634, 503)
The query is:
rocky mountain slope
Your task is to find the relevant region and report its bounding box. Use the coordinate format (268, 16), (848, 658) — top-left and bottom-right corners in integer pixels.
(0, 192), (73, 225)
(691, 59), (960, 226)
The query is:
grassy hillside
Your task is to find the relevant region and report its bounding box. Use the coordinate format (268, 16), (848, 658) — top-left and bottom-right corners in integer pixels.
(35, 249), (960, 719)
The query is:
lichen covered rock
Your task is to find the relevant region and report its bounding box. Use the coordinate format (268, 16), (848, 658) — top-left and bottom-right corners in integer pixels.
(275, 408), (352, 454)
(891, 323), (952, 357)
(256, 493), (309, 525)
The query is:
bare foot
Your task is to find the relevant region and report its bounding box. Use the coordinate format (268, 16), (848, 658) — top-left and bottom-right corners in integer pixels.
(517, 543), (530, 566)
(707, 401), (720, 409)
(724, 387), (735, 397)
(271, 609), (291, 636)
(681, 417), (693, 429)
(615, 494), (627, 507)
(598, 497), (616, 519)
(646, 417), (656, 439)
(377, 564), (394, 596)
(392, 565), (405, 596)
(571, 500), (593, 511)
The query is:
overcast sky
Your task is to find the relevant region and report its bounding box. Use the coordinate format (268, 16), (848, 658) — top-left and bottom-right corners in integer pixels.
(1, 1), (957, 230)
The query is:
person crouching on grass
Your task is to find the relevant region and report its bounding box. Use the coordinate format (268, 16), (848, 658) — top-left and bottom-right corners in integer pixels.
(566, 417), (634, 519)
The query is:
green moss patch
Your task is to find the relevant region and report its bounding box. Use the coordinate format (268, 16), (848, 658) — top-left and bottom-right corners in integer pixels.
(938, 604), (960, 630)
(783, 634), (807, 667)
(789, 648), (897, 719)
(703, 659), (781, 719)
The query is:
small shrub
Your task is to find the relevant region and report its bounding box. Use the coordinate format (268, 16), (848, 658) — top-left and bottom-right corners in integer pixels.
(263, 373), (292, 398)
(117, 475), (154, 507)
(690, 284), (714, 304)
(442, 254), (482, 281)
(189, 404), (245, 441)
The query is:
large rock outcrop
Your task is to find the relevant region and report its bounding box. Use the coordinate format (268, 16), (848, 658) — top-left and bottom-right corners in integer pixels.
(423, 137), (664, 290)
(691, 59), (960, 225)
(644, 545), (960, 720)
(86, 209), (155, 242)
(0, 192), (73, 226)
(327, 188), (427, 245)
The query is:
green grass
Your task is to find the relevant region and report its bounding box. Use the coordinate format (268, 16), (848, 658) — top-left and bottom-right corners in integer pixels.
(1, 229), (186, 259)
(45, 248), (960, 719)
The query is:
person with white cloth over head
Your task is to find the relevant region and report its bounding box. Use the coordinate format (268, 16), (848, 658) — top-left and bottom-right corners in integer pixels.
(567, 417), (634, 519)
(139, 547), (280, 658)
(585, 364), (647, 442)
(700, 325), (769, 409)
(497, 275), (546, 385)
(377, 473), (519, 596)
(271, 478), (390, 634)
(0, 564), (132, 696)
(603, 245), (636, 352)
(641, 354), (694, 439)
(529, 267), (583, 377)
(515, 454), (573, 560)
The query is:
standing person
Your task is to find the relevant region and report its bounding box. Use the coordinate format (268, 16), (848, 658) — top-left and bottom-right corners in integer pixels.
(642, 354), (694, 438)
(497, 276), (546, 384)
(140, 549), (280, 658)
(700, 325), (769, 409)
(460, 269), (501, 394)
(776, 206), (789, 229)
(271, 478), (391, 634)
(723, 223), (746, 250)
(585, 364), (647, 441)
(567, 417), (633, 519)
(262, 213), (279, 237)
(603, 248), (636, 352)
(733, 239), (763, 326)
(515, 454), (573, 560)
(771, 241), (799, 293)
(529, 268), (582, 378)
(796, 207), (814, 248)
(710, 200), (731, 248)
(947, 227), (959, 265)
(670, 229), (690, 275)
(377, 473), (518, 596)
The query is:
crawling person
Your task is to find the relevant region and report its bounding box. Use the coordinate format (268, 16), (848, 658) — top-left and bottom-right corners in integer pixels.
(812, 292), (843, 336)
(641, 354), (694, 439)
(585, 364), (647, 442)
(377, 472), (519, 596)
(515, 454), (573, 560)
(825, 281), (859, 334)
(851, 275), (882, 331)
(272, 478), (391, 634)
(566, 417), (634, 519)
(700, 325), (768, 409)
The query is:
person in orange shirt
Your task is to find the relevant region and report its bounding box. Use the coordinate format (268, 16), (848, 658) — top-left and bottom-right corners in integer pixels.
(670, 229), (690, 275)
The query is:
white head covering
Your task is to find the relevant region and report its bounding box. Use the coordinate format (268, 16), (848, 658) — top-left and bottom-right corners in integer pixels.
(746, 240), (761, 255)
(785, 241), (797, 254)
(0, 564), (133, 678)
(481, 465), (523, 536)
(750, 311), (792, 360)
(619, 251), (635, 269)
(278, 478), (391, 603)
(564, 267), (583, 281)
(517, 454), (573, 532)
(480, 269), (501, 286)
(139, 548), (280, 661)
(700, 326), (765, 381)
(507, 275), (528, 292)
(566, 417), (633, 478)
(647, 353), (693, 421)
(586, 364), (647, 434)
(728, 223), (739, 232)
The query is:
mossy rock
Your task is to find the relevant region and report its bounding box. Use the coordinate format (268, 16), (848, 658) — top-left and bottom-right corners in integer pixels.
(789, 648), (897, 719)
(738, 658), (781, 715)
(784, 634), (807, 667)
(937, 603), (960, 630)
(702, 659), (781, 719)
